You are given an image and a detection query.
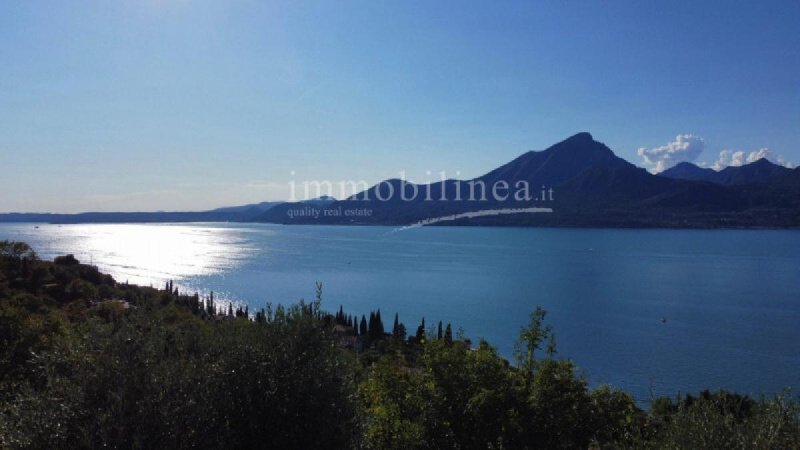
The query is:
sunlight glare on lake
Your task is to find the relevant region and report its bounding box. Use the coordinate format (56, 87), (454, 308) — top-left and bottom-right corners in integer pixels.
(31, 224), (258, 287)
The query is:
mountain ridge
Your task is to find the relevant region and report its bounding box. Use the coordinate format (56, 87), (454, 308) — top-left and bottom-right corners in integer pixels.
(659, 159), (792, 185)
(255, 133), (800, 227)
(3, 133), (798, 228)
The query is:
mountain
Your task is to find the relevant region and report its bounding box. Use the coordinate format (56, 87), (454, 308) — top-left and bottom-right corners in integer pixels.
(0, 197), (338, 224)
(211, 201), (281, 214)
(0, 202), (283, 224)
(478, 132), (633, 187)
(716, 159), (792, 185)
(658, 162), (719, 183)
(775, 167), (800, 189)
(254, 133), (629, 224)
(301, 196), (337, 206)
(254, 133), (800, 228)
(0, 210), (251, 224)
(4, 134), (798, 228)
(660, 159), (792, 185)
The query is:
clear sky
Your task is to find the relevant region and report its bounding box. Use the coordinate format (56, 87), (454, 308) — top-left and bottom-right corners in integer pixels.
(1, 0), (798, 212)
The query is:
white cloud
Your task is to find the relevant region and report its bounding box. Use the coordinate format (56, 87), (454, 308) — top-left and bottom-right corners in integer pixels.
(776, 155), (796, 169)
(710, 148), (795, 170)
(638, 134), (705, 174)
(640, 134), (797, 173)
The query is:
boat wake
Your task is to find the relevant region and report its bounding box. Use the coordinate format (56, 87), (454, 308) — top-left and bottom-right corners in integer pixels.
(393, 207), (553, 231)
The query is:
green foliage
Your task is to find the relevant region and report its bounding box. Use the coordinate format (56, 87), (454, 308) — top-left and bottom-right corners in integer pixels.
(0, 241), (37, 260)
(514, 306), (556, 378)
(588, 385), (639, 447)
(1, 241), (798, 449)
(638, 390), (800, 449)
(358, 356), (427, 449)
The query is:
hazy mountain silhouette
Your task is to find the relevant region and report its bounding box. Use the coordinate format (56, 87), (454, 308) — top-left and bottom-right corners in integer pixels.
(0, 211), (250, 224)
(660, 159), (792, 185)
(211, 201), (281, 214)
(658, 162), (720, 183)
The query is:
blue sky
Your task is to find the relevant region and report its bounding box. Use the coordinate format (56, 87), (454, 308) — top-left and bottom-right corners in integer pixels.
(1, 0), (798, 212)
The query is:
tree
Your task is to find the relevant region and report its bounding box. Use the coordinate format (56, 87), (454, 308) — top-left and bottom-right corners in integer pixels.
(206, 292), (215, 316)
(375, 310), (384, 336)
(337, 305), (345, 325)
(360, 315), (368, 337)
(368, 310), (385, 341)
(368, 312), (376, 339)
(444, 323), (453, 346)
(415, 318), (425, 343)
(0, 241), (37, 260)
(392, 314), (407, 342)
(358, 356), (426, 448)
(437, 321), (443, 340)
(514, 306), (556, 378)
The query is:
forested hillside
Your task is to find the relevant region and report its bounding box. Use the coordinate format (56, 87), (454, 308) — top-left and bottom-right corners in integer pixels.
(1, 241), (797, 449)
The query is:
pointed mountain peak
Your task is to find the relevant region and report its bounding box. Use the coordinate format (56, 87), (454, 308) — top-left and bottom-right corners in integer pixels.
(543, 131), (616, 160)
(748, 157), (778, 167)
(659, 161), (716, 181)
(478, 132), (632, 187)
(565, 131), (594, 142)
(720, 157), (784, 174)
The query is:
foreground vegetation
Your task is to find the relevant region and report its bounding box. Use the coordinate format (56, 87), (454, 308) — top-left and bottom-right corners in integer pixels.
(1, 241), (798, 449)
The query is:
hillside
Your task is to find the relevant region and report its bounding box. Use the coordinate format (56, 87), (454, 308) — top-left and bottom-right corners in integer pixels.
(2, 242), (798, 448)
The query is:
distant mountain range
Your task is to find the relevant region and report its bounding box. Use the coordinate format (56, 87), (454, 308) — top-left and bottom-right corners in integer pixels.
(256, 133), (800, 227)
(659, 159), (792, 185)
(210, 201), (282, 214)
(0, 197), (332, 224)
(0, 211), (252, 224)
(2, 133), (798, 228)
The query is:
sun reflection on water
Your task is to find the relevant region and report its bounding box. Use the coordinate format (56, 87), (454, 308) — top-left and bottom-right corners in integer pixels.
(31, 224), (258, 287)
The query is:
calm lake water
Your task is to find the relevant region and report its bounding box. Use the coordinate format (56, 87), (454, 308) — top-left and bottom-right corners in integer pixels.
(2, 222), (799, 402)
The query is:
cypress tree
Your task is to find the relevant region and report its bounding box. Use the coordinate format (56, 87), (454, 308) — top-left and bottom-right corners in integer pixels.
(360, 315), (368, 337)
(438, 321), (443, 340)
(375, 310), (384, 337)
(415, 317), (426, 343)
(393, 314), (407, 341)
(368, 312), (376, 337)
(206, 292), (215, 316)
(444, 323), (453, 346)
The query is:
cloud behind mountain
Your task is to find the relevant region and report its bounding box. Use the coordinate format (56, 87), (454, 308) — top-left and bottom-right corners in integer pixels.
(638, 134), (705, 173)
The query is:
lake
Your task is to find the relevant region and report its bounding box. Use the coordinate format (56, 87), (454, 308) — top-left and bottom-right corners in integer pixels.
(2, 222), (798, 403)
